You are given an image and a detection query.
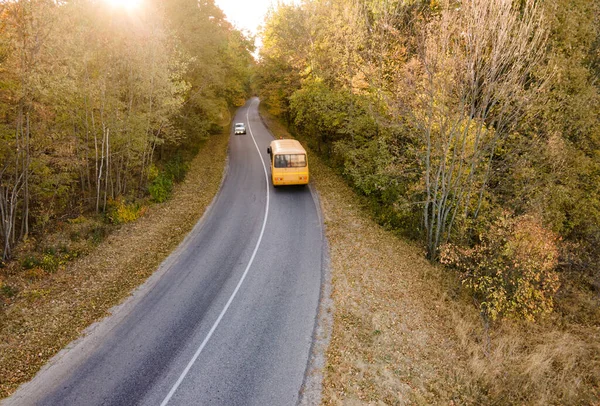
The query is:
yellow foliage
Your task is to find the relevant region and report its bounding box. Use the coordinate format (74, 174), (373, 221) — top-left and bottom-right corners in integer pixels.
(147, 164), (159, 182)
(68, 215), (87, 225)
(23, 267), (45, 280)
(107, 197), (147, 225)
(441, 212), (560, 321)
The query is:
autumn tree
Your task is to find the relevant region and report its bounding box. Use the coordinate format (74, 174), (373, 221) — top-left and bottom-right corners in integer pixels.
(0, 0), (254, 260)
(259, 0), (599, 291)
(0, 0), (58, 259)
(393, 0), (550, 259)
(256, 3), (312, 121)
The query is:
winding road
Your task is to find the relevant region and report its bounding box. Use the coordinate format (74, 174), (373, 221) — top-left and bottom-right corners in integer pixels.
(5, 99), (325, 406)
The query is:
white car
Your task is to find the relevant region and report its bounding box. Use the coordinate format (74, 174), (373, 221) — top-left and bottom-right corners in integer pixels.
(234, 123), (246, 135)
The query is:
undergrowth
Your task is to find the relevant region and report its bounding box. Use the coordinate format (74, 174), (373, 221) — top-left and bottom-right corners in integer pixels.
(0, 127), (229, 398)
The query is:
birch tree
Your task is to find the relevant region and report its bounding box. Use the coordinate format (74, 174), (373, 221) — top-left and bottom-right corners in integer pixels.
(397, 0), (549, 259)
(0, 0), (55, 259)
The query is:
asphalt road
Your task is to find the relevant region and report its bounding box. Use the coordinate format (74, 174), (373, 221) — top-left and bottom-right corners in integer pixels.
(5, 98), (324, 406)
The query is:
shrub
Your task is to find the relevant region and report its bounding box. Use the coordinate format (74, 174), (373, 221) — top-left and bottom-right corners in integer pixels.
(21, 255), (40, 270)
(148, 172), (173, 203)
(0, 283), (17, 298)
(441, 213), (560, 321)
(87, 224), (106, 245)
(24, 267), (45, 280)
(146, 155), (188, 205)
(67, 215), (87, 225)
(40, 253), (60, 273)
(106, 197), (147, 225)
(165, 154), (189, 183)
(147, 164), (159, 182)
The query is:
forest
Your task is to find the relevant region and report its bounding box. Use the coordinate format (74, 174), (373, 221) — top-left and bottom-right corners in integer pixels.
(1, 0), (599, 402)
(0, 0), (254, 262)
(257, 0), (600, 324)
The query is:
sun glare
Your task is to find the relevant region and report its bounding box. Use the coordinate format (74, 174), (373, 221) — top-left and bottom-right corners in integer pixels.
(105, 0), (143, 11)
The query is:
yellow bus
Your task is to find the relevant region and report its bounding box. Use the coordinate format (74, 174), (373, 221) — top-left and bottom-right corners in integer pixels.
(266, 139), (309, 187)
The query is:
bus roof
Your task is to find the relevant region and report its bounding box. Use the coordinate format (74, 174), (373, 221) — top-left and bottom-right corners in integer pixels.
(269, 139), (307, 155)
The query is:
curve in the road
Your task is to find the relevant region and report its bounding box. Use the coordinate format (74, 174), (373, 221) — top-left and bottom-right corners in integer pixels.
(4, 98), (324, 406)
(160, 100), (271, 406)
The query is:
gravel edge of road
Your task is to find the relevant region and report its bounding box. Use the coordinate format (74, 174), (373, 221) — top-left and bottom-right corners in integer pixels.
(297, 184), (333, 406)
(257, 111), (333, 406)
(4, 150), (232, 406)
(0, 130), (230, 399)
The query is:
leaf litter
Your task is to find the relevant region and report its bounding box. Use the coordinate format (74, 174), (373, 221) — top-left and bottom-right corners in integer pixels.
(0, 131), (229, 398)
(261, 109), (475, 405)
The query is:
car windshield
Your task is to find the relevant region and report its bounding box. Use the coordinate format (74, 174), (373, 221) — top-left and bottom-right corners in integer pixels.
(235, 124), (244, 128)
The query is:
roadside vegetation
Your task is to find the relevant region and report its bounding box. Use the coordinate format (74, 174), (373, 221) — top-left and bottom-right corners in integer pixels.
(0, 0), (254, 263)
(0, 128), (229, 397)
(0, 0), (253, 397)
(258, 0), (600, 403)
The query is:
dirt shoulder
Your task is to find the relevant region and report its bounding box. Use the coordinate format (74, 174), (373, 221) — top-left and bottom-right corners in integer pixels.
(0, 131), (229, 398)
(260, 109), (475, 404)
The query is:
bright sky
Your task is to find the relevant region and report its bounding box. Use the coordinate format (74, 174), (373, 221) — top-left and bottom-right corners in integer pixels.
(105, 0), (143, 11)
(215, 0), (298, 54)
(104, 0), (288, 52)
(104, 0), (280, 34)
(214, 0), (277, 36)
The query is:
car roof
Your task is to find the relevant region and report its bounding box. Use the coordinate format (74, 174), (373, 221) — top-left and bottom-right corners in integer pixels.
(235, 123), (245, 126)
(269, 139), (307, 155)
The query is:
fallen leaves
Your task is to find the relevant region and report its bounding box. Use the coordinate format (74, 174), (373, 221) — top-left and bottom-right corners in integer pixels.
(0, 131), (229, 398)
(261, 108), (473, 405)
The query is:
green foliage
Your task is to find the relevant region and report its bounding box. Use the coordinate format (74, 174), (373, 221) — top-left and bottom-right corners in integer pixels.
(90, 225), (108, 245)
(337, 138), (391, 197)
(0, 283), (18, 298)
(164, 154), (189, 183)
(290, 81), (351, 155)
(258, 0), (600, 323)
(22, 256), (40, 270)
(441, 213), (560, 322)
(256, 3), (309, 121)
(40, 253), (60, 273)
(146, 154), (189, 203)
(20, 248), (70, 275)
(287, 78), (422, 235)
(162, 0), (254, 134)
(149, 173), (173, 203)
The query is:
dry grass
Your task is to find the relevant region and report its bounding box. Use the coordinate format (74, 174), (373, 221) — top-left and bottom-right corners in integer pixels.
(261, 107), (600, 405)
(460, 322), (600, 405)
(0, 130), (229, 398)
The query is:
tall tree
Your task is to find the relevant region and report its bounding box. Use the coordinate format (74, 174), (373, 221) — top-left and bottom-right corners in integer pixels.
(0, 0), (254, 260)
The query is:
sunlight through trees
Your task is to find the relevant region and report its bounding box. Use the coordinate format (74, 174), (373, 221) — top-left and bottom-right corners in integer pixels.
(0, 0), (254, 260)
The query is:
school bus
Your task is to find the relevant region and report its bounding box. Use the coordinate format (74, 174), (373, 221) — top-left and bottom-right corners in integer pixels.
(266, 139), (309, 187)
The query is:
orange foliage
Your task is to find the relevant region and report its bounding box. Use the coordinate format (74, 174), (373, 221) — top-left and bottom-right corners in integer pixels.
(441, 213), (560, 321)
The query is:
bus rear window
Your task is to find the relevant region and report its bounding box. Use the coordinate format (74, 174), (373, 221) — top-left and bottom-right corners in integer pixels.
(274, 154), (306, 168)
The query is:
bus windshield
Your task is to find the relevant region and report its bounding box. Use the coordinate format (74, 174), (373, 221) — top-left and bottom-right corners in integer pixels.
(274, 154), (307, 168)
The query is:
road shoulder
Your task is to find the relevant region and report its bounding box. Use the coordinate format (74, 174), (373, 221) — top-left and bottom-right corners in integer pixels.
(0, 131), (229, 399)
(260, 108), (474, 404)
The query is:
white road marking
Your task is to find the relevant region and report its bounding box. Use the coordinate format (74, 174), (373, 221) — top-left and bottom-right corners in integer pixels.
(160, 100), (270, 406)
